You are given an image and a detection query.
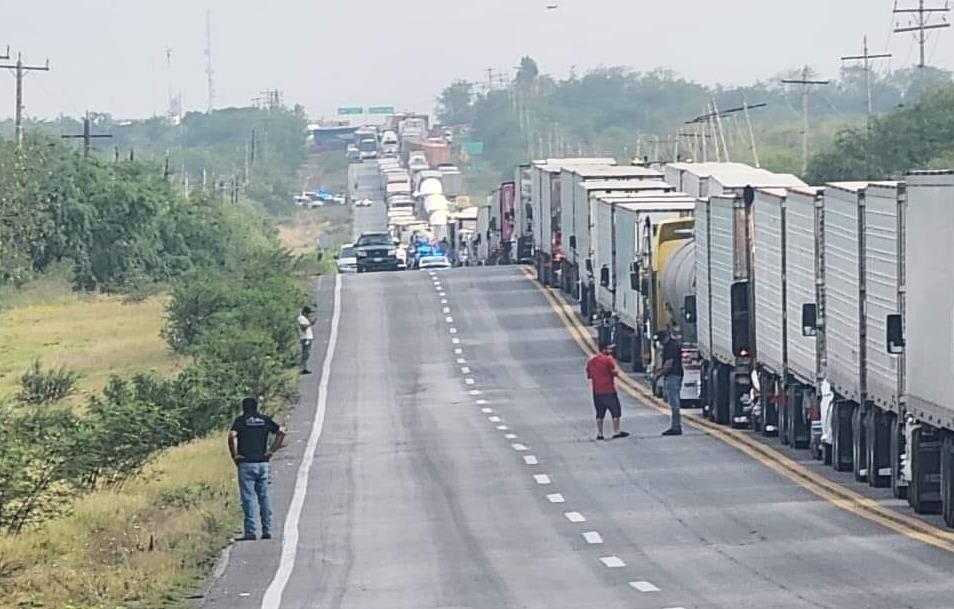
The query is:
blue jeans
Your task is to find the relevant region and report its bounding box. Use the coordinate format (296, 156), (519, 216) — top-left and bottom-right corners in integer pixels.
(664, 375), (683, 432)
(238, 462), (272, 537)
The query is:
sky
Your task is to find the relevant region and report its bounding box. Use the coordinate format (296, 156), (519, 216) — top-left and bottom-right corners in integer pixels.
(1, 0), (952, 121)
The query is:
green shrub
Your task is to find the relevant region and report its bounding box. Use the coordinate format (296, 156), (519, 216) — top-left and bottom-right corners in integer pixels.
(15, 360), (81, 405)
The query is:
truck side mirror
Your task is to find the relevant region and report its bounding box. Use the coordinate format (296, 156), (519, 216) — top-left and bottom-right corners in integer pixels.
(886, 314), (905, 354)
(569, 235), (577, 249)
(630, 272), (639, 291)
(600, 266), (610, 287)
(684, 295), (696, 323)
(801, 303), (818, 337)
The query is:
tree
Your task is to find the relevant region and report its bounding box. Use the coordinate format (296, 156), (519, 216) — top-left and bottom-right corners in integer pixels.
(436, 80), (475, 126)
(516, 56), (539, 85)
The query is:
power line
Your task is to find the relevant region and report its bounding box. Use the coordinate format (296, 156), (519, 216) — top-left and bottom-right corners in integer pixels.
(894, 0), (950, 68)
(0, 52), (50, 148)
(781, 66), (830, 175)
(60, 112), (112, 158)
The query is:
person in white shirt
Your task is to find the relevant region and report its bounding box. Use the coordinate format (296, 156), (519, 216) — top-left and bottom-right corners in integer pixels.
(297, 306), (314, 374)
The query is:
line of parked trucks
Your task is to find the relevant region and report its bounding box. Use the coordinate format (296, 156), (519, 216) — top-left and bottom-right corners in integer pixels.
(490, 157), (954, 527)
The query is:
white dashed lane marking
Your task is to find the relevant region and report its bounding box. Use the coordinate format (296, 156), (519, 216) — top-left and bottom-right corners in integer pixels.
(564, 512), (586, 523)
(504, 433), (517, 438)
(439, 292), (446, 297)
(511, 443), (528, 451)
(582, 531), (603, 544)
(481, 408), (493, 413)
(445, 316), (454, 323)
(443, 307), (451, 314)
(468, 389), (481, 395)
(452, 338), (460, 344)
(454, 348), (463, 354)
(599, 556), (626, 568)
(533, 474), (552, 485)
(523, 455), (538, 464)
(628, 581), (660, 593)
(464, 378), (475, 385)
(488, 416), (501, 422)
(457, 358), (467, 364)
(496, 425), (509, 430)
(461, 366), (471, 374)
(475, 399), (487, 405)
(441, 298), (448, 304)
(450, 328), (458, 334)
(546, 493), (565, 503)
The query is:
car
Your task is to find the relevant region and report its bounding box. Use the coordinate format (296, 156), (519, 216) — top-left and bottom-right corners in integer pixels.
(418, 254), (451, 269)
(335, 244), (358, 273)
(294, 194), (310, 205)
(354, 198), (373, 208)
(353, 232), (401, 272)
(332, 194), (346, 205)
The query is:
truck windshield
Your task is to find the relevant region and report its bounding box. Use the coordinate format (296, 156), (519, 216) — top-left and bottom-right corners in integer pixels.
(355, 234), (391, 247)
(359, 139), (377, 152)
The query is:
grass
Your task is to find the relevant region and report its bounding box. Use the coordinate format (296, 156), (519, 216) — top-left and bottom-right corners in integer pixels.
(0, 436), (238, 609)
(0, 273), (179, 405)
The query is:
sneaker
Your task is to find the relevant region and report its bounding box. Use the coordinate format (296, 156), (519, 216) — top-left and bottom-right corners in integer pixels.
(661, 429), (683, 436)
(612, 431), (630, 439)
(596, 434), (605, 441)
(301, 369), (312, 375)
(261, 532), (272, 540)
(235, 534), (256, 542)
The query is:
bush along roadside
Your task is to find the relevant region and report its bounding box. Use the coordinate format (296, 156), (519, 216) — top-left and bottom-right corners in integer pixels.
(0, 237), (307, 609)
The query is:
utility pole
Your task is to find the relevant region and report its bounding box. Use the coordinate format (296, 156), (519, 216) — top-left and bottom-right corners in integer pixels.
(0, 52), (50, 148)
(741, 94), (761, 168)
(205, 10), (215, 112)
(61, 112), (112, 158)
(782, 67), (830, 174)
(894, 1), (950, 69)
(711, 98), (730, 161)
(841, 36), (892, 122)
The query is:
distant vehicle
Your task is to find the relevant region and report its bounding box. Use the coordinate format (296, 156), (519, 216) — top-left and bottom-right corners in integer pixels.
(353, 232), (401, 272)
(294, 194), (310, 205)
(381, 130), (399, 156)
(354, 198), (373, 207)
(418, 254), (451, 270)
(332, 194), (346, 205)
(359, 137), (378, 160)
(346, 145), (361, 161)
(335, 244), (357, 273)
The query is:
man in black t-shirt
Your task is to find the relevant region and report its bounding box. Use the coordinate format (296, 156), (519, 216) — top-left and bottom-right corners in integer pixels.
(653, 329), (684, 436)
(228, 397), (286, 541)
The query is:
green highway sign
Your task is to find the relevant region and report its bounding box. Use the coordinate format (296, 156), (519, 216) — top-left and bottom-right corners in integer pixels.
(368, 106), (395, 114)
(336, 107), (364, 115)
(462, 141), (484, 156)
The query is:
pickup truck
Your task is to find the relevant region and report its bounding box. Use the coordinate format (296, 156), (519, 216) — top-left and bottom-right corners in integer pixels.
(354, 232), (402, 273)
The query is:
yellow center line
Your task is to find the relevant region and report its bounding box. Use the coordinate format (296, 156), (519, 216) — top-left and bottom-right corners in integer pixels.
(518, 266), (954, 553)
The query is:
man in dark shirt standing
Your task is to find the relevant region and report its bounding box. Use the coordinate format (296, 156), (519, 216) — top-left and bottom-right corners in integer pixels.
(228, 397), (286, 541)
(585, 343), (630, 440)
(653, 329), (684, 436)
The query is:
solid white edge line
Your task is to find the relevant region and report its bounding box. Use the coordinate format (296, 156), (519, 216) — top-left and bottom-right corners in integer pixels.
(261, 273), (341, 609)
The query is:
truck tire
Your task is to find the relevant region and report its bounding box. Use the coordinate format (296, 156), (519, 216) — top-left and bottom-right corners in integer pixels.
(832, 401), (853, 472)
(866, 405), (890, 488)
(791, 387), (811, 449)
(889, 414), (907, 499)
(908, 426), (942, 514)
(729, 377), (746, 429)
(580, 284), (590, 320)
(851, 403), (868, 483)
(941, 434), (954, 528)
(712, 365), (730, 425)
(614, 323), (632, 364)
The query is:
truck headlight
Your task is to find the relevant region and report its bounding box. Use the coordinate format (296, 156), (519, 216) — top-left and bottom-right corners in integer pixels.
(387, 248), (397, 256)
(356, 250), (368, 257)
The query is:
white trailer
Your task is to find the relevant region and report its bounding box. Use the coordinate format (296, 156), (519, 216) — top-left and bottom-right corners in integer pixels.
(592, 193), (695, 368)
(515, 163), (534, 262)
(892, 171), (954, 522)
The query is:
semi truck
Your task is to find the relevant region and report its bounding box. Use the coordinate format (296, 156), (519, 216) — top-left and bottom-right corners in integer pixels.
(559, 165), (666, 301)
(592, 193), (696, 371)
(515, 163), (534, 262)
(691, 164), (807, 427)
(528, 158), (616, 287)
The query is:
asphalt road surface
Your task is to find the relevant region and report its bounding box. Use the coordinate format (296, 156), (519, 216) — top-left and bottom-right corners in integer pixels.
(203, 267), (954, 609)
(349, 161), (387, 240)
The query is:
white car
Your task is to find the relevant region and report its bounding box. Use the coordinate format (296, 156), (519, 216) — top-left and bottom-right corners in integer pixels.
(418, 254), (451, 269)
(354, 198), (373, 208)
(335, 244), (358, 273)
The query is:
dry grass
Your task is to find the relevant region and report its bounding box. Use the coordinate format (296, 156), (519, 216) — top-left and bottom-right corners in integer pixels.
(276, 205), (352, 255)
(0, 437), (238, 609)
(0, 277), (179, 405)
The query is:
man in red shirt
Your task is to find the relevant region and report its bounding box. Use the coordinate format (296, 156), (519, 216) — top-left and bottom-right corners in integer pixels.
(585, 343), (630, 440)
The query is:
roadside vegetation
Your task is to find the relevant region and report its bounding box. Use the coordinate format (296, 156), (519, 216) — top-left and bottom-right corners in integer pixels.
(437, 56), (952, 186)
(0, 106), (314, 608)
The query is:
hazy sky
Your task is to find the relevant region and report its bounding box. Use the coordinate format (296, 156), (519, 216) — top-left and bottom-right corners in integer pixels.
(2, 0), (951, 121)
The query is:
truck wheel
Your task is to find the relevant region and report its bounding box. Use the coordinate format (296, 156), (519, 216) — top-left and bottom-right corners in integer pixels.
(832, 401), (853, 472)
(941, 435), (954, 527)
(889, 414), (907, 499)
(908, 426), (942, 514)
(851, 404), (868, 482)
(728, 377), (746, 429)
(866, 406), (890, 488)
(712, 365), (730, 425)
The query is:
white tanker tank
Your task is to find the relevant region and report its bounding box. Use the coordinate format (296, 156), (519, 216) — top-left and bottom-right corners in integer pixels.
(659, 238), (696, 344)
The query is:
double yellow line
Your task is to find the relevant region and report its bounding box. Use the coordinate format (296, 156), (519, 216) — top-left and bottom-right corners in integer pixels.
(519, 266), (954, 553)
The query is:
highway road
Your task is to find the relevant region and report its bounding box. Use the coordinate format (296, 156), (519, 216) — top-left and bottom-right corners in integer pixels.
(349, 161), (387, 240)
(204, 267), (954, 609)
